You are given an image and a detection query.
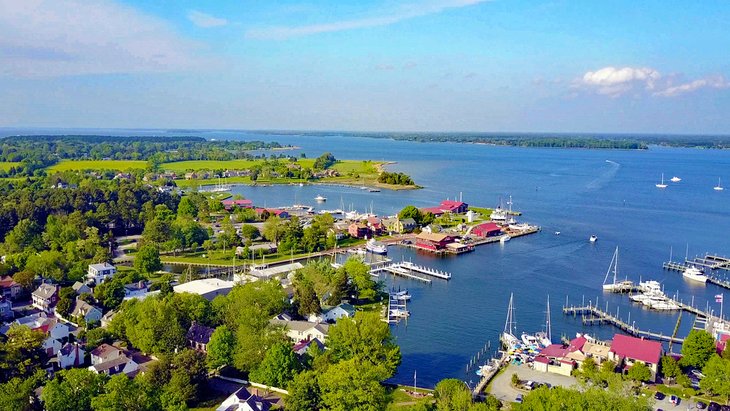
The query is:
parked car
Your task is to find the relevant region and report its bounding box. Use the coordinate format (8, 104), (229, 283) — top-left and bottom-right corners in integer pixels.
(696, 401), (706, 409)
(670, 395), (679, 405)
(707, 402), (721, 411)
(515, 394), (523, 403)
(654, 392), (666, 400)
(691, 369), (706, 379)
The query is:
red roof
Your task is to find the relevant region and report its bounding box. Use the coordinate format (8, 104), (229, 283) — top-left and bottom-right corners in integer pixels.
(539, 344), (568, 358)
(610, 334), (662, 364)
(0, 276), (19, 288)
(568, 336), (587, 352)
(534, 356), (550, 364)
(222, 199), (253, 207)
(420, 207), (445, 215)
(440, 200), (466, 208)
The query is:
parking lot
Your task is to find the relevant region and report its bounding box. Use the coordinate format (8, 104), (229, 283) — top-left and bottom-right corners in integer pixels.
(488, 364), (578, 403)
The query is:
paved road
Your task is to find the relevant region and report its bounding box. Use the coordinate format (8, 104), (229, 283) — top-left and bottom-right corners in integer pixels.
(488, 364), (578, 402)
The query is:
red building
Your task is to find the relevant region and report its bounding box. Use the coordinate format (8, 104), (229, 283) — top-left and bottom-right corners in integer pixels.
(221, 199), (253, 210)
(420, 199), (469, 216)
(254, 208), (290, 219)
(348, 222), (370, 239)
(472, 222), (502, 237)
(415, 232), (457, 251)
(367, 217), (383, 234)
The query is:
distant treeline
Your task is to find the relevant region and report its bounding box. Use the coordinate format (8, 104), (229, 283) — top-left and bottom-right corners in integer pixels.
(0, 135), (286, 177)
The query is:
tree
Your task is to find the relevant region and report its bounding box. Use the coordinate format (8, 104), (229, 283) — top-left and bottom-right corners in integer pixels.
(581, 357), (597, 375)
(515, 385), (651, 411)
(171, 349), (207, 405)
(25, 250), (66, 281)
(700, 355), (730, 401)
(85, 328), (112, 350)
(262, 216), (284, 245)
(342, 258), (378, 301)
(626, 361), (652, 382)
(326, 311), (401, 379)
(398, 205), (423, 225)
(94, 280), (125, 310)
(600, 360), (616, 374)
(41, 368), (106, 411)
(294, 278), (321, 317)
(239, 224), (260, 241)
(318, 359), (387, 411)
(250, 342), (302, 388)
(434, 378), (473, 411)
(661, 355), (680, 379)
(12, 270), (35, 290)
(0, 370), (45, 411)
(681, 329), (717, 369)
(0, 324), (46, 380)
(206, 325), (235, 370)
(176, 197), (197, 218)
(313, 152), (336, 170)
(286, 370), (321, 411)
(91, 374), (158, 411)
(134, 244), (162, 276)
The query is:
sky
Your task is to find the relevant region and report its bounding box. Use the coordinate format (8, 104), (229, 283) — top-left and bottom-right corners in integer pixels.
(1, 0), (729, 134)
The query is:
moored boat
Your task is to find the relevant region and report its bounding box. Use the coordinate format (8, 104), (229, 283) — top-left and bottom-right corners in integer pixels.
(589, 235), (598, 243)
(682, 266), (708, 283)
(314, 195), (327, 202)
(366, 238), (388, 255)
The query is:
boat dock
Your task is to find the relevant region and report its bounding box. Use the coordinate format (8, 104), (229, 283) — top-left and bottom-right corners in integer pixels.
(664, 254), (730, 272)
(399, 261), (452, 280)
(386, 292), (410, 324)
(472, 355), (508, 397)
(372, 264), (432, 284)
(562, 304), (685, 344)
(663, 260), (730, 291)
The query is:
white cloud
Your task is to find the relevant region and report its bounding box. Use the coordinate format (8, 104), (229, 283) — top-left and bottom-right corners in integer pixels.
(580, 66), (661, 97)
(653, 76), (730, 97)
(187, 10), (228, 28)
(245, 0), (489, 40)
(0, 0), (206, 77)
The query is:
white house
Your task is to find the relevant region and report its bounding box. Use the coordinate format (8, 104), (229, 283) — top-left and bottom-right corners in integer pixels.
(123, 281), (157, 300)
(87, 263), (117, 285)
(69, 299), (103, 324)
(32, 283), (58, 312)
(57, 342), (85, 369)
(269, 318), (329, 342)
(9, 313), (70, 356)
(90, 343), (123, 365)
(323, 303), (356, 323)
(88, 343), (139, 376)
(72, 281), (93, 295)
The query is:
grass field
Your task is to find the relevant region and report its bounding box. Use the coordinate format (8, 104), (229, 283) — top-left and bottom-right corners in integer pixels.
(0, 162), (23, 172)
(160, 158), (373, 173)
(48, 160), (147, 172)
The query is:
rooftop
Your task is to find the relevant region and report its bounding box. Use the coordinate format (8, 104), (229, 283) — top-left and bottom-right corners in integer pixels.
(89, 262), (115, 271)
(173, 279), (235, 296)
(187, 322), (215, 345)
(32, 283), (57, 299)
(610, 334), (662, 364)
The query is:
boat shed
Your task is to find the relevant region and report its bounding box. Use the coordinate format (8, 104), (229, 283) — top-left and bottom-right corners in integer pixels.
(250, 262), (304, 280)
(415, 232), (457, 251)
(472, 222), (503, 237)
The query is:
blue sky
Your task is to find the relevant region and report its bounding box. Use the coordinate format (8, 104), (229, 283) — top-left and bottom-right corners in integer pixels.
(1, 0), (729, 133)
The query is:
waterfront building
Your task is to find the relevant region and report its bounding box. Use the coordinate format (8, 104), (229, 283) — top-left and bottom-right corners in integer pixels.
(471, 222), (503, 237)
(270, 318), (329, 342)
(222, 199), (254, 209)
(608, 334), (663, 382)
(348, 222), (370, 238)
(415, 232), (457, 251)
(173, 278), (235, 301)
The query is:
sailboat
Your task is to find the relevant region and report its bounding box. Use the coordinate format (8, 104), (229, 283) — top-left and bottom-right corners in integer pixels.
(670, 176), (681, 182)
(656, 173), (668, 189)
(714, 177), (724, 191)
(501, 293), (520, 349)
(602, 246), (634, 291)
(535, 296), (552, 347)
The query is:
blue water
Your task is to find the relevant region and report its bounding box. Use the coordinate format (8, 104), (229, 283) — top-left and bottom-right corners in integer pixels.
(4, 128), (730, 387)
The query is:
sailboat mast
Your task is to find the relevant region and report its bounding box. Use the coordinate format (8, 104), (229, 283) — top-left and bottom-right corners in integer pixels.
(546, 295), (552, 341)
(614, 246), (619, 284)
(504, 293), (515, 335)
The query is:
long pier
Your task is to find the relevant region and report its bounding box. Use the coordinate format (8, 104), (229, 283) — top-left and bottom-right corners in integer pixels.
(473, 355), (508, 397)
(400, 261), (452, 280)
(563, 304), (685, 344)
(372, 264), (432, 284)
(664, 254), (730, 272)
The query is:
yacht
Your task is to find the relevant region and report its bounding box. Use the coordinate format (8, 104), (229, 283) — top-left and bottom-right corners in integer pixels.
(365, 238), (388, 255)
(682, 266), (708, 283)
(490, 207), (507, 222)
(554, 231), (561, 235)
(535, 296), (552, 347)
(656, 173), (668, 189)
(714, 177), (724, 191)
(390, 308), (410, 317)
(589, 235), (598, 243)
(602, 247), (635, 291)
(500, 235), (511, 243)
(314, 195), (327, 202)
(392, 290), (411, 301)
(501, 293), (520, 349)
(670, 176), (681, 182)
(521, 332), (540, 347)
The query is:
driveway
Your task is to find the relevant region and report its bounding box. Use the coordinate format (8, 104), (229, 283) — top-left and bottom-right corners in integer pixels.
(488, 364), (578, 402)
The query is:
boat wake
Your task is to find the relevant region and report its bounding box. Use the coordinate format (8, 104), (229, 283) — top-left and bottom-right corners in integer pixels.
(586, 160), (620, 190)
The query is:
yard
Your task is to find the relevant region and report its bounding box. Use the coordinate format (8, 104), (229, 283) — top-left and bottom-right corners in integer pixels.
(0, 161), (22, 171)
(47, 160), (147, 172)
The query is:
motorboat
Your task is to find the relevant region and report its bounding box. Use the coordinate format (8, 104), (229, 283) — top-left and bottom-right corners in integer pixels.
(368, 188), (381, 192)
(554, 231), (561, 235)
(656, 173), (668, 189)
(714, 177), (724, 191)
(365, 238), (388, 255)
(589, 235), (598, 243)
(392, 290), (411, 301)
(682, 266), (708, 283)
(521, 332), (540, 347)
(490, 207), (507, 222)
(500, 235), (511, 243)
(670, 176), (681, 182)
(314, 195), (327, 202)
(390, 308), (410, 317)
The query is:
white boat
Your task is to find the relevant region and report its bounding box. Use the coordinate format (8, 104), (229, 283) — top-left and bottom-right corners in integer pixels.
(365, 238), (388, 255)
(521, 332), (540, 347)
(501, 293), (520, 349)
(392, 290), (411, 301)
(508, 223), (531, 232)
(589, 235), (598, 243)
(656, 173), (668, 189)
(490, 206), (507, 222)
(298, 183), (304, 187)
(314, 195), (327, 202)
(670, 176), (681, 183)
(390, 308), (410, 317)
(368, 188), (381, 192)
(682, 266), (708, 283)
(535, 296), (552, 347)
(714, 177), (724, 191)
(554, 231), (561, 235)
(602, 247), (635, 291)
(500, 235), (511, 243)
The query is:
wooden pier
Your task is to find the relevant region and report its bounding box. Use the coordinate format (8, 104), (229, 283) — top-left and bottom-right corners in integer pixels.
(371, 264), (432, 284)
(562, 304), (685, 344)
(664, 254), (730, 272)
(399, 261), (452, 280)
(472, 355), (508, 397)
(386, 292), (410, 323)
(663, 260), (730, 291)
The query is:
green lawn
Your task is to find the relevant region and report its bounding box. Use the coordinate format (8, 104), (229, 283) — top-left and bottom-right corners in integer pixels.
(47, 160), (147, 172)
(0, 162), (22, 171)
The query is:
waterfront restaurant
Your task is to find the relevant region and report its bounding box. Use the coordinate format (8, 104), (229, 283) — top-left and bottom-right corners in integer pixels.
(415, 232), (458, 252)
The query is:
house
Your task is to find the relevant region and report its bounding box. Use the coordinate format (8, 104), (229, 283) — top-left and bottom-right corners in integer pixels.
(471, 222), (503, 238)
(293, 338), (325, 356)
(532, 344), (575, 376)
(32, 283), (59, 312)
(254, 208), (290, 219)
(270, 318), (329, 342)
(608, 334), (663, 382)
(57, 342), (85, 369)
(90, 343), (123, 365)
(400, 218), (418, 232)
(187, 322), (215, 353)
(69, 299), (103, 324)
(8, 313), (70, 356)
(173, 279), (235, 301)
(123, 281), (156, 300)
(89, 355), (138, 376)
(367, 217), (383, 234)
(216, 386), (273, 411)
(0, 296), (13, 320)
(100, 310), (117, 328)
(72, 281), (93, 296)
(222, 199), (254, 209)
(348, 222), (370, 239)
(87, 263), (117, 285)
(414, 232), (457, 252)
(323, 303), (356, 323)
(0, 276), (22, 300)
(249, 262), (303, 280)
(420, 206), (446, 217)
(439, 200), (469, 214)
